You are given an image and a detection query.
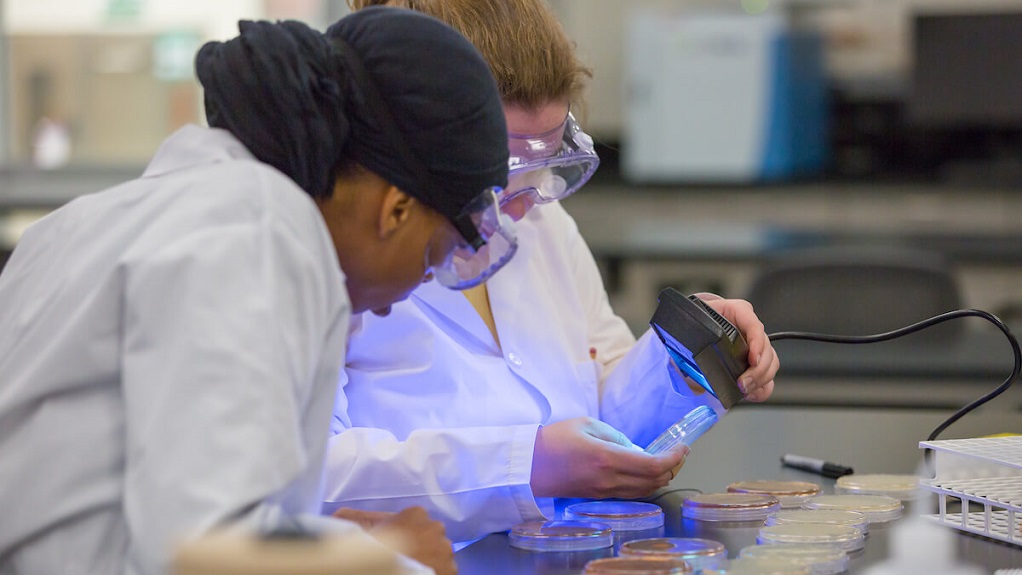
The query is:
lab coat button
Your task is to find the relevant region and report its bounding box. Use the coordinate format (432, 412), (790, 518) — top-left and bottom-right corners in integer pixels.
(507, 352), (523, 367)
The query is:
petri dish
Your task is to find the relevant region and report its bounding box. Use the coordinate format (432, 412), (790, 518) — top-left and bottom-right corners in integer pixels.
(765, 508), (869, 537)
(802, 494), (903, 523)
(703, 557), (811, 575)
(645, 406), (719, 455)
(564, 501), (665, 531)
(509, 520), (613, 552)
(756, 523), (865, 552)
(740, 543), (849, 575)
(727, 480), (821, 509)
(582, 556), (693, 574)
(682, 493), (782, 523)
(834, 473), (923, 501)
(618, 538), (727, 572)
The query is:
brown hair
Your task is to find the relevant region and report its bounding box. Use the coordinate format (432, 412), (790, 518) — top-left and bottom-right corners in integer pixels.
(347, 0), (591, 112)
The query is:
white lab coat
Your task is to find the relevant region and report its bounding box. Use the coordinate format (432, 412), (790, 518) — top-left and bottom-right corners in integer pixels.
(0, 126), (425, 575)
(324, 201), (711, 544)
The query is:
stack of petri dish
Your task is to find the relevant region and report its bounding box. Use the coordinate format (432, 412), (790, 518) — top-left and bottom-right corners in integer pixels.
(582, 557), (694, 574)
(703, 557), (811, 574)
(739, 543), (849, 575)
(802, 494), (903, 524)
(508, 520), (614, 552)
(765, 508), (869, 537)
(618, 538), (727, 572)
(726, 480), (821, 509)
(834, 474), (923, 502)
(756, 522), (865, 553)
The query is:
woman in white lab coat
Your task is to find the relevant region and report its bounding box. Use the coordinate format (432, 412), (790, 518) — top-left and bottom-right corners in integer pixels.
(0, 9), (514, 575)
(325, 0), (780, 545)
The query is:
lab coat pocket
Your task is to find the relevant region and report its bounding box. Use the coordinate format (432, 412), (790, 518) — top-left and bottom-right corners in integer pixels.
(573, 359), (602, 417)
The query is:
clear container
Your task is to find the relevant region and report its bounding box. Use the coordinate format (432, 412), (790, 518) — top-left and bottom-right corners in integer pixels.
(509, 520), (614, 552)
(727, 480), (821, 509)
(683, 493), (782, 523)
(834, 473), (923, 502)
(582, 557), (693, 574)
(618, 538), (727, 572)
(739, 543), (849, 575)
(802, 494), (903, 524)
(703, 557), (811, 574)
(565, 501), (666, 531)
(756, 523), (865, 552)
(645, 405), (719, 454)
(765, 508), (869, 537)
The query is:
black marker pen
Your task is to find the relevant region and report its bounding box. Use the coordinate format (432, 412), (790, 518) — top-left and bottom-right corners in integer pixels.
(781, 454), (854, 479)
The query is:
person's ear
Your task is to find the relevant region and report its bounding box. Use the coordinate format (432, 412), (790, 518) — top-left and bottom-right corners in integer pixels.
(377, 185), (416, 239)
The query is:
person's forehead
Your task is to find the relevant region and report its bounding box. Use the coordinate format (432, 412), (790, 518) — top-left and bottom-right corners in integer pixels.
(504, 100), (570, 136)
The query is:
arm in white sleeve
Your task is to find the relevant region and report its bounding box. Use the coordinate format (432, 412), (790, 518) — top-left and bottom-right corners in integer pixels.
(324, 392), (546, 544)
(120, 216), (354, 574)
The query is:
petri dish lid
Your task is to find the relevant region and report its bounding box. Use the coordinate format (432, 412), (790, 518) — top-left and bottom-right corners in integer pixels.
(765, 509), (869, 536)
(802, 494), (903, 523)
(740, 543), (849, 575)
(564, 501), (665, 531)
(703, 557), (811, 575)
(509, 520), (613, 552)
(645, 406), (719, 455)
(834, 473), (923, 501)
(583, 557), (693, 574)
(727, 480), (821, 508)
(619, 538), (726, 559)
(683, 493), (781, 522)
(756, 523), (865, 552)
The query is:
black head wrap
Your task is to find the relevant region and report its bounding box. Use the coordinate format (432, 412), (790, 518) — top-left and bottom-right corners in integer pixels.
(195, 8), (509, 236)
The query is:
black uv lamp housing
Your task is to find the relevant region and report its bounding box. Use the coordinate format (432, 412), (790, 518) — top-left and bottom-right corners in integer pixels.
(649, 288), (749, 410)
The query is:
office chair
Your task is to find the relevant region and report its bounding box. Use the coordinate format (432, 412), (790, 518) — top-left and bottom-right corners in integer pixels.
(745, 245), (964, 343)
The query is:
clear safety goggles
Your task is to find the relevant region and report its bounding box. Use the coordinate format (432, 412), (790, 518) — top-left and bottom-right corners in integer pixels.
(502, 112), (600, 212)
(429, 187), (518, 290)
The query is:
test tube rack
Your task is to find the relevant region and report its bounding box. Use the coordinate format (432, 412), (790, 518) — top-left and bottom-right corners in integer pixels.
(918, 436), (1022, 547)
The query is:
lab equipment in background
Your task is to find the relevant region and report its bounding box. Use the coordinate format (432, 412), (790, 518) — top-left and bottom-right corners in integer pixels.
(919, 435), (1022, 548)
(508, 520), (614, 552)
(171, 529), (401, 575)
(623, 8), (827, 183)
(726, 480), (820, 508)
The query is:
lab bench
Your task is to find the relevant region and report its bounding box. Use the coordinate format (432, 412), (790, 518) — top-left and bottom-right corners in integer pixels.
(456, 405), (1022, 574)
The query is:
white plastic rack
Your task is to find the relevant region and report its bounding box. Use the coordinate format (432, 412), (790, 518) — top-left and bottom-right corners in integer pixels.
(918, 436), (1022, 547)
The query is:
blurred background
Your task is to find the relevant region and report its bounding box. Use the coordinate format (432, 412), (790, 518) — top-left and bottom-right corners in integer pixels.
(1, 0), (1021, 409)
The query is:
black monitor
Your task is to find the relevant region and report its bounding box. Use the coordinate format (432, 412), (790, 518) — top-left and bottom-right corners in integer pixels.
(909, 12), (1022, 129)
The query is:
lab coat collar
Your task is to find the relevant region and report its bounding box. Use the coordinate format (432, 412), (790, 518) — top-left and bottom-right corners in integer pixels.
(143, 125), (256, 179)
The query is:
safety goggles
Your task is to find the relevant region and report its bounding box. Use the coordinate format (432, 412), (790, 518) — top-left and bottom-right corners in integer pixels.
(429, 187), (518, 290)
(502, 112), (600, 212)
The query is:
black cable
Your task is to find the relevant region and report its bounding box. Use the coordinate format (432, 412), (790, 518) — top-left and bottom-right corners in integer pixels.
(766, 309), (1021, 443)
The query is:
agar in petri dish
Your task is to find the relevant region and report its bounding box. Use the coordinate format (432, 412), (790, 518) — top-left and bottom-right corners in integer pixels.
(835, 473), (922, 501)
(582, 556), (693, 574)
(564, 501), (666, 531)
(727, 480), (821, 508)
(618, 538), (727, 571)
(740, 543), (849, 575)
(509, 520), (614, 552)
(682, 493), (782, 522)
(802, 494), (903, 523)
(765, 508), (869, 536)
(703, 556), (811, 574)
(757, 522), (865, 552)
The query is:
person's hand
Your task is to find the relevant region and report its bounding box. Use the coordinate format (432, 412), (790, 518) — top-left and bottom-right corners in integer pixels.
(530, 417), (689, 499)
(335, 507), (456, 575)
(694, 293), (779, 402)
